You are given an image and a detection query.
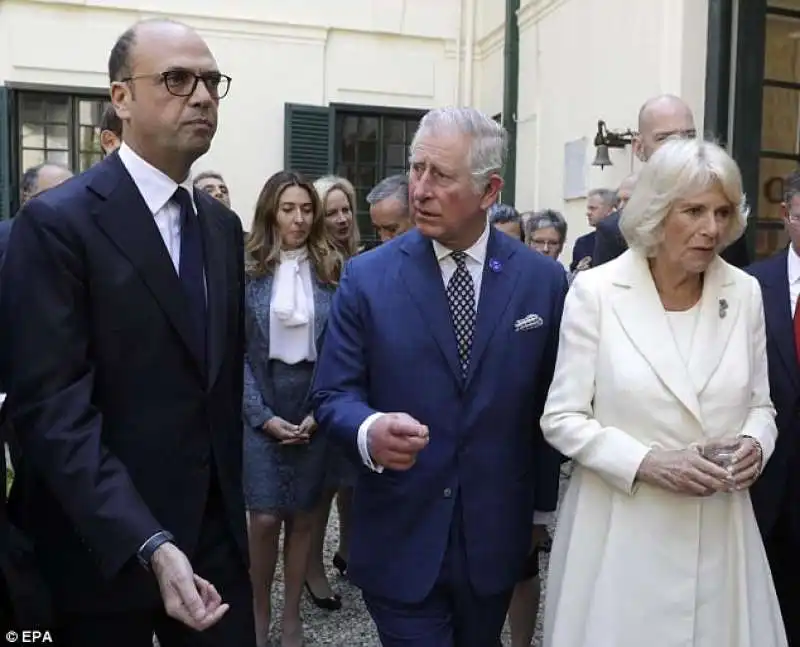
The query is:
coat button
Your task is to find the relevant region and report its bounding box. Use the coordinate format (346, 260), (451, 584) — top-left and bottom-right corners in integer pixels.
(443, 487), (452, 498)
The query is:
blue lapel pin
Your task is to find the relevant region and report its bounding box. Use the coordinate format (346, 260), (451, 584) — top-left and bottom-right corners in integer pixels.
(489, 258), (502, 273)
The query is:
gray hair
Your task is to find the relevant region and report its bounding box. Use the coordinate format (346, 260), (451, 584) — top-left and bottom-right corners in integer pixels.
(410, 107), (508, 190)
(488, 203), (521, 225)
(619, 138), (749, 257)
(588, 188), (616, 208)
(366, 174), (409, 210)
(20, 162), (71, 202)
(524, 209), (568, 244)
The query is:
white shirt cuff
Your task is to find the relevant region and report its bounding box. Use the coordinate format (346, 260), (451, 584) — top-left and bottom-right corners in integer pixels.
(533, 511), (555, 526)
(357, 412), (385, 473)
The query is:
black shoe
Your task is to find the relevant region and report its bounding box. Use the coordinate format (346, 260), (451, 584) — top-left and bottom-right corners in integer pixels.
(332, 552), (348, 577)
(304, 582), (342, 610)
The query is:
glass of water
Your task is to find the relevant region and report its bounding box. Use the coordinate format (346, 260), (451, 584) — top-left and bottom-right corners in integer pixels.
(700, 438), (741, 488)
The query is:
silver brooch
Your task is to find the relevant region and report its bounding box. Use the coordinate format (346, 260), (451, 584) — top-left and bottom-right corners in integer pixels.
(719, 298), (728, 319)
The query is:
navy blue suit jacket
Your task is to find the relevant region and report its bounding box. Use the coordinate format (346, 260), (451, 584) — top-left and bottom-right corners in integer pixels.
(0, 153), (248, 613)
(312, 226), (566, 603)
(570, 231), (595, 271)
(747, 249), (800, 540)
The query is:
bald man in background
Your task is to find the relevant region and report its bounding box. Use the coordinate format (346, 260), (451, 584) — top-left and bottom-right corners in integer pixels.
(593, 94), (750, 267)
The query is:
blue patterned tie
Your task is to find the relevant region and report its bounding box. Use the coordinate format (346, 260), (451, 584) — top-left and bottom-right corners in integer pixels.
(173, 187), (207, 368)
(446, 251), (476, 378)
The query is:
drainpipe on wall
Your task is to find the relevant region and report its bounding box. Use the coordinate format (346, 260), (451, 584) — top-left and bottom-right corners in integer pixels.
(501, 0), (520, 204)
(463, 0), (476, 106)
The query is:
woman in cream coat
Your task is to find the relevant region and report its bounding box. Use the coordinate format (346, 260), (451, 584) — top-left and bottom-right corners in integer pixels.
(541, 138), (788, 647)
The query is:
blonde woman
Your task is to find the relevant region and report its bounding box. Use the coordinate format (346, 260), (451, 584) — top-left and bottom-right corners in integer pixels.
(315, 175), (360, 257)
(541, 139), (786, 647)
(243, 170), (342, 647)
(304, 175), (361, 609)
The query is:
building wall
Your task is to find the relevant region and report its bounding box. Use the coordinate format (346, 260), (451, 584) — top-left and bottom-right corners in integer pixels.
(475, 0), (709, 265)
(0, 0), (462, 227)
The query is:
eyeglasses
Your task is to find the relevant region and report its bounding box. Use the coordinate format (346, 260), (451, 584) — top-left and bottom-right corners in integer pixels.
(121, 69), (232, 99)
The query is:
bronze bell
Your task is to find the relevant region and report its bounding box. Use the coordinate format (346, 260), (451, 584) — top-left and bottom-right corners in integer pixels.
(592, 144), (612, 169)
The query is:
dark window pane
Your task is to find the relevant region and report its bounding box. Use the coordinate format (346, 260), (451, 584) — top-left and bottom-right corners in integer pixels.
(386, 143), (406, 167)
(21, 125), (44, 148)
(20, 96), (44, 123)
(386, 119), (405, 143)
(46, 125), (69, 150)
(385, 167), (407, 178)
(358, 117), (378, 140)
(357, 165), (376, 189)
(341, 139), (356, 163)
(357, 139), (377, 163)
(45, 97), (69, 123)
(406, 119), (419, 143)
(336, 164), (354, 182)
(46, 150), (69, 166)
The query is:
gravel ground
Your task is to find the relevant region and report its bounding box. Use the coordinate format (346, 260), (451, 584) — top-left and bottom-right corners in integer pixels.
(265, 467), (569, 647)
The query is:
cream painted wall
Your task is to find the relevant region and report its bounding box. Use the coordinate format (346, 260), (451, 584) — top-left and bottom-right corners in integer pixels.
(0, 0), (461, 226)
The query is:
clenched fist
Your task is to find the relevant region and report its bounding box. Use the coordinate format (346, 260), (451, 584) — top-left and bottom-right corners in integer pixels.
(367, 412), (430, 471)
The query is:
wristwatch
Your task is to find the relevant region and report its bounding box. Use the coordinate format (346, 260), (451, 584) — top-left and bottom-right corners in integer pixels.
(137, 530), (175, 571)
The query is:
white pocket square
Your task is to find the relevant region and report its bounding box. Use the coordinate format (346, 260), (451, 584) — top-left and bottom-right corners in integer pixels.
(514, 313), (543, 331)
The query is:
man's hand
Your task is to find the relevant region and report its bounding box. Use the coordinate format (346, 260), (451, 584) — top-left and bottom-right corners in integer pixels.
(367, 413), (429, 471)
(151, 543), (228, 631)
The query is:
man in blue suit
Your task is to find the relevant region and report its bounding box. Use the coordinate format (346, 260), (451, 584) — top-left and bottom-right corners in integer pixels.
(312, 107), (566, 646)
(747, 170), (800, 645)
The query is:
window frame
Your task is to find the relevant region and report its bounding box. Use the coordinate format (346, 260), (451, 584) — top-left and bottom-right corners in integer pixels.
(9, 83), (109, 212)
(330, 102), (426, 240)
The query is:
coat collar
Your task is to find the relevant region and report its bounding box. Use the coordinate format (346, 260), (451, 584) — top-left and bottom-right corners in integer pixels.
(609, 250), (740, 425)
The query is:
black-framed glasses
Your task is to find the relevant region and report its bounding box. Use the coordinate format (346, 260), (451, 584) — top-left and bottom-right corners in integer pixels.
(121, 69), (232, 99)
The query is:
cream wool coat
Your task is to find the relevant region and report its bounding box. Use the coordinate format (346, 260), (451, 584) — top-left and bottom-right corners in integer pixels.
(541, 251), (787, 647)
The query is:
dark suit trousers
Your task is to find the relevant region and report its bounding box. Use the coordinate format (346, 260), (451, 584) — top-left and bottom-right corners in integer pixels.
(56, 468), (255, 647)
(766, 511), (800, 646)
(363, 494), (512, 647)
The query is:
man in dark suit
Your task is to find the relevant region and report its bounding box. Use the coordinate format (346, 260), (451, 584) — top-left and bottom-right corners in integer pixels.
(569, 188), (615, 272)
(0, 163), (74, 269)
(747, 171), (800, 645)
(312, 107), (565, 646)
(0, 19), (253, 646)
(594, 94), (750, 268)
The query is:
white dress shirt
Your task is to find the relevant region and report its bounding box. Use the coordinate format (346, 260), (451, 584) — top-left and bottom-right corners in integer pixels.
(117, 143), (197, 271)
(788, 245), (800, 317)
(356, 223), (553, 525)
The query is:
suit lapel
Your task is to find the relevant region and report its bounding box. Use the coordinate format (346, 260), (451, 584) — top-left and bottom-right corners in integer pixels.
(686, 258), (740, 396)
(760, 249), (800, 387)
(465, 229), (519, 387)
(399, 230), (463, 383)
(610, 252), (703, 423)
(197, 195), (227, 389)
(89, 154), (205, 376)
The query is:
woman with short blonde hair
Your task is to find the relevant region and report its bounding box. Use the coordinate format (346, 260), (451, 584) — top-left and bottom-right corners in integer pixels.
(541, 138), (786, 646)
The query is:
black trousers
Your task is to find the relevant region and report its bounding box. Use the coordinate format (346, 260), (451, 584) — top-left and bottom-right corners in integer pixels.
(56, 476), (254, 647)
(766, 513), (800, 646)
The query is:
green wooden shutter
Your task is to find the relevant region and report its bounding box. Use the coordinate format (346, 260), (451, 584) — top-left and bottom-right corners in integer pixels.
(284, 103), (332, 180)
(0, 87), (10, 220)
